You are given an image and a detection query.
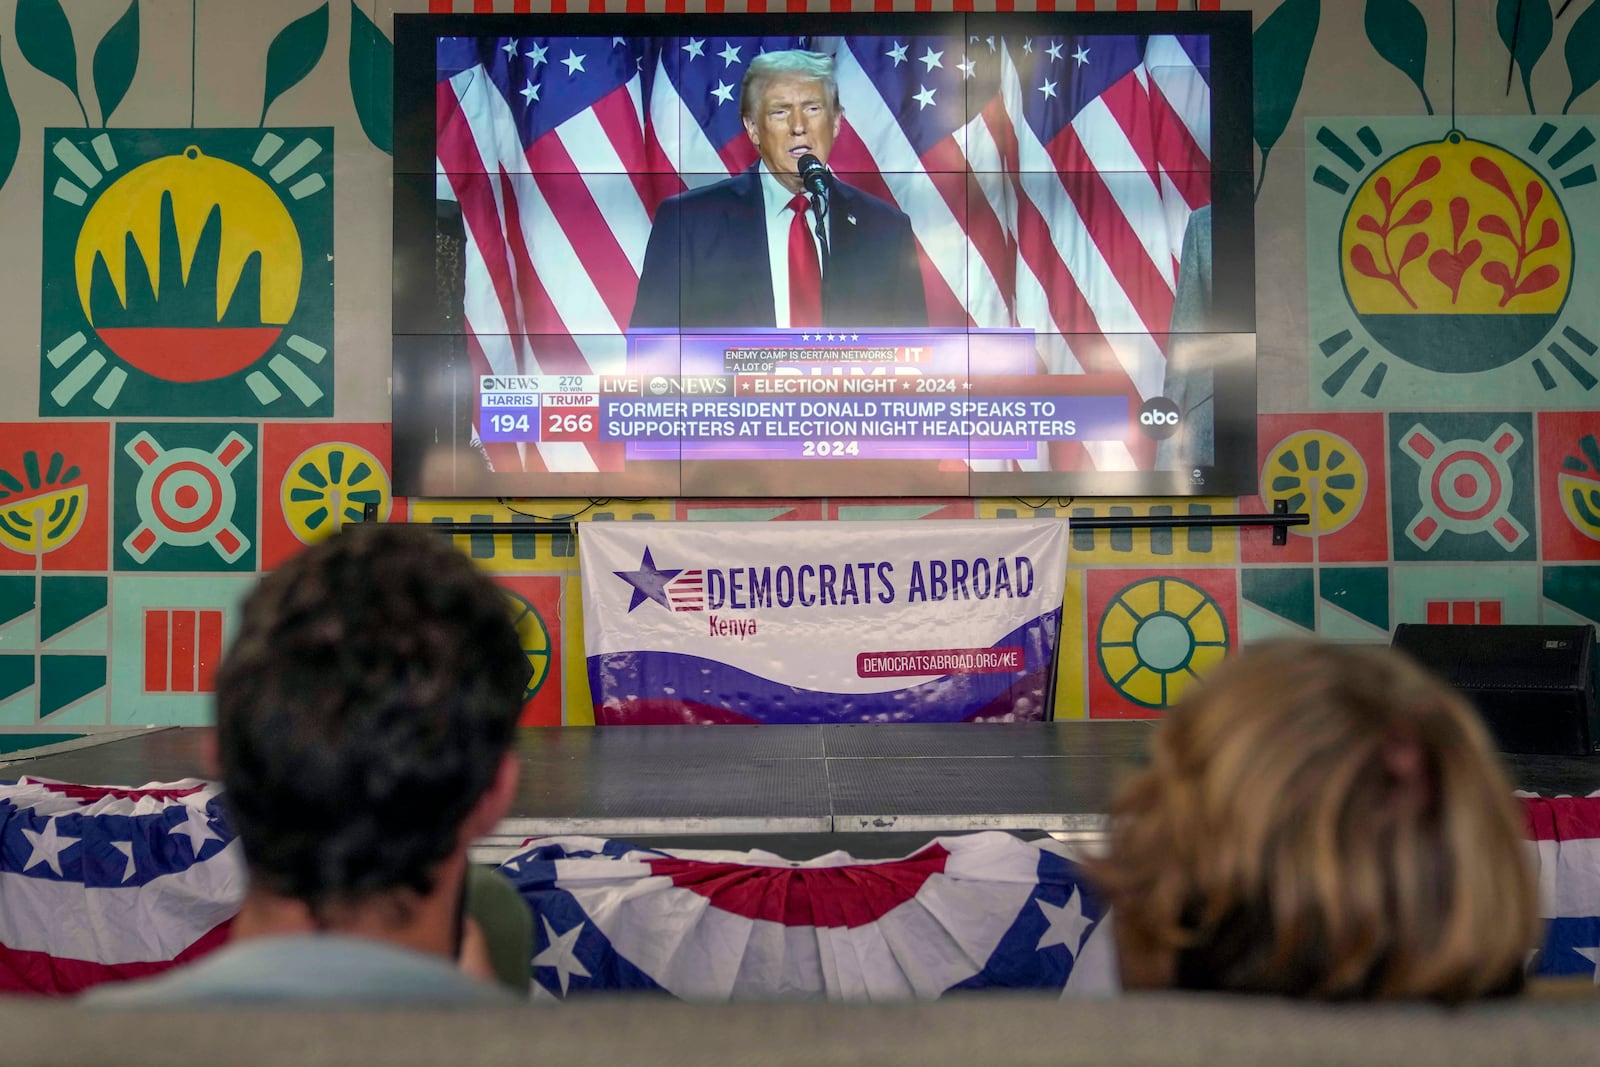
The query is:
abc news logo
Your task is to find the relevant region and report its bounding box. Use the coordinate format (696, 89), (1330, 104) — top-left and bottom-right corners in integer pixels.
(1137, 397), (1183, 440)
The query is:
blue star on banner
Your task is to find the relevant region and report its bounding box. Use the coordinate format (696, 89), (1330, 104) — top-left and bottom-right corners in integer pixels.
(613, 548), (681, 612)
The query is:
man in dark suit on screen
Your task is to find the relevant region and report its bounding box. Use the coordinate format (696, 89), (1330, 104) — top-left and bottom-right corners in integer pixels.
(631, 49), (928, 330)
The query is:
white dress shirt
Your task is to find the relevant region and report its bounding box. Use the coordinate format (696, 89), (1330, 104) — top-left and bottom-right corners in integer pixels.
(759, 163), (830, 328)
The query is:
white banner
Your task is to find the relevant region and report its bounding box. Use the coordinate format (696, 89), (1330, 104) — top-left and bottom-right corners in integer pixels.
(579, 519), (1068, 725)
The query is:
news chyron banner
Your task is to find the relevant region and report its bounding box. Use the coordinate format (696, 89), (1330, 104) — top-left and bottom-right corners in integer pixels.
(580, 520), (1068, 725)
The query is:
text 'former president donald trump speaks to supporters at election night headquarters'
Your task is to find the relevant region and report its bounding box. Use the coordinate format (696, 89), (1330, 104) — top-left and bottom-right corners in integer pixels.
(630, 49), (929, 330)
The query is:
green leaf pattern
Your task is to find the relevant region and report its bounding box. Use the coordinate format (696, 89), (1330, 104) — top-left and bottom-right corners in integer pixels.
(348, 1), (392, 154)
(92, 0), (140, 127)
(260, 2), (329, 127)
(1496, 0), (1552, 114)
(1564, 0), (1600, 114)
(1252, 0), (1321, 198)
(0, 38), (19, 193)
(1364, 0), (1434, 115)
(14, 0), (86, 125)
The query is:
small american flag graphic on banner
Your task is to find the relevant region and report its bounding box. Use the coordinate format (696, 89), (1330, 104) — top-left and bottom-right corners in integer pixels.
(435, 19), (1211, 473)
(666, 570), (707, 611)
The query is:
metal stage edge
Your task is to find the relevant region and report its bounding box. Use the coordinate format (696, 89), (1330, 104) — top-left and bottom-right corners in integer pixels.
(4, 722), (1596, 862)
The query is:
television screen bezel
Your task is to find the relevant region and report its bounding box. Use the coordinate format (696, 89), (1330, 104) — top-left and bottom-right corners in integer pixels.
(392, 10), (1256, 499)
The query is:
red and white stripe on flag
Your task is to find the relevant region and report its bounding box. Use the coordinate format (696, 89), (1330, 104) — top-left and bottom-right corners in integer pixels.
(1522, 793), (1600, 982)
(427, 2), (1225, 14)
(0, 778), (242, 994)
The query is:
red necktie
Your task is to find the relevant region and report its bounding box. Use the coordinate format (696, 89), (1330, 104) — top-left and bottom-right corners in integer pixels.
(786, 193), (822, 327)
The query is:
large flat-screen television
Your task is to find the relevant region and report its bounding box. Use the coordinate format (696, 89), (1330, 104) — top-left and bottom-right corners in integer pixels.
(393, 11), (1254, 498)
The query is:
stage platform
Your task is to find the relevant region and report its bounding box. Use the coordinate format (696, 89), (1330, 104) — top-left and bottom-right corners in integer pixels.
(4, 722), (1597, 860)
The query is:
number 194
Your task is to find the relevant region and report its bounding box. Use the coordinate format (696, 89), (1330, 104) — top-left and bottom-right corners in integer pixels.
(490, 414), (531, 435)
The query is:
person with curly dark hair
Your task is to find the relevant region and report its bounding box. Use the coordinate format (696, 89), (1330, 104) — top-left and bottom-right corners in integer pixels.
(88, 523), (532, 1007)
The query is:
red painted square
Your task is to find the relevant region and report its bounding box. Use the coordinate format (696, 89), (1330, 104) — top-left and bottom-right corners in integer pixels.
(494, 575), (566, 727)
(1480, 601), (1502, 625)
(1242, 414), (1390, 564)
(259, 425), (405, 570)
(1450, 601), (1474, 625)
(197, 610), (223, 692)
(1426, 601), (1448, 624)
(171, 611), (197, 693)
(0, 422), (111, 572)
(144, 610), (169, 692)
(1536, 412), (1600, 563)
(1085, 568), (1238, 720)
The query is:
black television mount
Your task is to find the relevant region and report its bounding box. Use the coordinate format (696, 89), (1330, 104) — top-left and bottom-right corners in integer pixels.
(364, 499), (1307, 546)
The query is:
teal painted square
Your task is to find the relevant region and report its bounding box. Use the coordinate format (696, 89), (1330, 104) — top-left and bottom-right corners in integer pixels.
(40, 576), (109, 647)
(40, 655), (107, 720)
(1308, 117), (1600, 412)
(1543, 565), (1600, 627)
(1241, 568), (1316, 632)
(40, 128), (334, 418)
(0, 656), (35, 724)
(113, 423), (258, 572)
(1388, 412), (1536, 562)
(108, 575), (253, 726)
(1318, 566), (1391, 637)
(0, 654), (34, 703)
(0, 575), (36, 646)
(1392, 565), (1540, 626)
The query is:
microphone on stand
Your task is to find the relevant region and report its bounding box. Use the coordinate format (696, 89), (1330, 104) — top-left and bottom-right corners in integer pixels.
(797, 153), (831, 271)
(798, 153), (829, 199)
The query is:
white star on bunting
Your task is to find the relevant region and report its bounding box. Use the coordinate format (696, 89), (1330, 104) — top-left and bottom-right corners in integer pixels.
(1039, 79), (1058, 100)
(1073, 45), (1091, 66)
(1046, 41), (1064, 62)
(683, 38), (705, 60)
(21, 818), (78, 876)
(168, 805), (222, 858)
(718, 42), (742, 67)
(525, 42), (547, 66)
(711, 81), (734, 105)
(561, 50), (586, 76)
(919, 46), (944, 72)
(913, 85), (937, 110)
(519, 80), (540, 104)
(111, 841), (136, 883)
(958, 57), (976, 79)
(886, 41), (907, 67)
(1035, 889), (1094, 957)
(533, 916), (592, 996)
(501, 39), (519, 58)
(1575, 946), (1600, 985)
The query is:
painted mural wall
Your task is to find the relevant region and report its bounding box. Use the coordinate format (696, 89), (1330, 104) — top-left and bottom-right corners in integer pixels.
(0, 0), (1592, 742)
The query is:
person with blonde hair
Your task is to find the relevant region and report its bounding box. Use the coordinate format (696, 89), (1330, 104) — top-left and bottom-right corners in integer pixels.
(1089, 639), (1539, 1003)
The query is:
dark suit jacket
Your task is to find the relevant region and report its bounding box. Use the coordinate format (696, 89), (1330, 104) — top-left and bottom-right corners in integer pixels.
(630, 166), (928, 329)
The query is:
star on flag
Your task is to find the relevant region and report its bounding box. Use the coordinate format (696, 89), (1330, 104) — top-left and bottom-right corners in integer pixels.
(533, 916), (592, 996)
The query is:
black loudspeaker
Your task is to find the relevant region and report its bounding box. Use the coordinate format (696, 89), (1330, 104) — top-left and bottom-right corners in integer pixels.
(1391, 624), (1599, 756)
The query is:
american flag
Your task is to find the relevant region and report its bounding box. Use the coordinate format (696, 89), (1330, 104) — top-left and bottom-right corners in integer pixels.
(500, 832), (1118, 999)
(0, 778), (241, 994)
(665, 569), (706, 611)
(436, 29), (1211, 475)
(2, 776), (1599, 996)
(1524, 792), (1600, 982)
